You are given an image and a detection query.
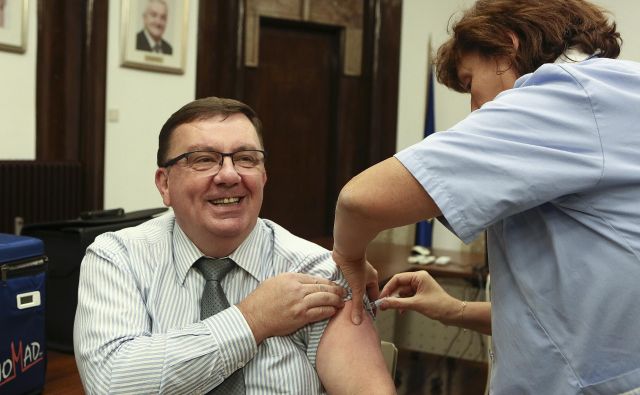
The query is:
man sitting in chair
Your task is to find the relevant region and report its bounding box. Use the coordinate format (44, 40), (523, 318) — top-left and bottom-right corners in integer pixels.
(74, 96), (396, 394)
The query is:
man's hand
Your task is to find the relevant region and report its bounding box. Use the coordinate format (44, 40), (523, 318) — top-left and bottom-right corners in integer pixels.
(332, 250), (379, 325)
(237, 273), (346, 344)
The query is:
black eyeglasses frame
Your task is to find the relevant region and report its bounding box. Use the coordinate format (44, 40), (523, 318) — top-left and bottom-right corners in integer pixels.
(161, 149), (267, 170)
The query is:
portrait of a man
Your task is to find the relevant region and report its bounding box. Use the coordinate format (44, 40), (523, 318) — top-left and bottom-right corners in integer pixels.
(136, 0), (172, 55)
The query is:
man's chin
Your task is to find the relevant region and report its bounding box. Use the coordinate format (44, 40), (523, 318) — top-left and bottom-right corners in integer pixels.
(206, 221), (253, 240)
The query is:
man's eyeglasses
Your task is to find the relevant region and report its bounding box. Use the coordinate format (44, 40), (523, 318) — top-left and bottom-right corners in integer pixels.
(161, 149), (266, 175)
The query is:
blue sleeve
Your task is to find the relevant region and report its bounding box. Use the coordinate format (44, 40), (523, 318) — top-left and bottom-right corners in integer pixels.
(396, 64), (604, 243)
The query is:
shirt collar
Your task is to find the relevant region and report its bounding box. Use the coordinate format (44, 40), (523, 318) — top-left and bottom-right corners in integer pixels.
(554, 47), (599, 64)
(173, 221), (205, 285)
(514, 48), (600, 90)
(172, 217), (271, 285)
(228, 220), (271, 283)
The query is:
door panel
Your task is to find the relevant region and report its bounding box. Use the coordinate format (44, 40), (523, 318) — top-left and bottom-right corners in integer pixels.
(244, 21), (339, 238)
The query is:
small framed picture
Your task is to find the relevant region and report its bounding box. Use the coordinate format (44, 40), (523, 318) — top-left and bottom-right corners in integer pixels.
(0, 0), (29, 53)
(120, 0), (189, 74)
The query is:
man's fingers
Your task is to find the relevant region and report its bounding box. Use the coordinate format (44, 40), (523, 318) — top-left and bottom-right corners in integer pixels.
(305, 306), (339, 322)
(304, 291), (345, 308)
(298, 274), (335, 286)
(303, 282), (346, 297)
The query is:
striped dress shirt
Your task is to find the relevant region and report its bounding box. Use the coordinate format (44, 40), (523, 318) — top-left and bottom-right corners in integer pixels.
(73, 212), (348, 394)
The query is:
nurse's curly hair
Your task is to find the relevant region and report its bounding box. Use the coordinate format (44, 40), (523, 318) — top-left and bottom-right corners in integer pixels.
(436, 0), (622, 93)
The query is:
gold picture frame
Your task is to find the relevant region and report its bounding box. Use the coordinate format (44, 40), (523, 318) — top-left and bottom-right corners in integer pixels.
(120, 0), (189, 74)
(0, 0), (29, 53)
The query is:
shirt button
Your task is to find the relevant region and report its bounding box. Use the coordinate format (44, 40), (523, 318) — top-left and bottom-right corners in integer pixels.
(237, 362), (244, 369)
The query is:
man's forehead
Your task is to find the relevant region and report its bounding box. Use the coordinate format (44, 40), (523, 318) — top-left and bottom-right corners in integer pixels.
(195, 113), (253, 127)
(171, 116), (260, 145)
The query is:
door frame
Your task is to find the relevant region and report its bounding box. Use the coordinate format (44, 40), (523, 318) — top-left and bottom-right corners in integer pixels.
(195, 0), (402, 170)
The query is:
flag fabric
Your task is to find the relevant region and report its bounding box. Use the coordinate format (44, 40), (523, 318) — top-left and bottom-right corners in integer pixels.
(415, 42), (436, 247)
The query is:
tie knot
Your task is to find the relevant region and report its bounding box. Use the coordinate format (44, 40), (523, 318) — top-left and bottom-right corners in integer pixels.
(195, 257), (236, 281)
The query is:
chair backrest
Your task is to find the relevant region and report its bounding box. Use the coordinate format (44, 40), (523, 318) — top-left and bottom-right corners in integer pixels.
(380, 340), (398, 376)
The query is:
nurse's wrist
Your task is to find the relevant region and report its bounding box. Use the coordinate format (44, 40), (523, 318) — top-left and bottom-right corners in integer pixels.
(438, 297), (464, 326)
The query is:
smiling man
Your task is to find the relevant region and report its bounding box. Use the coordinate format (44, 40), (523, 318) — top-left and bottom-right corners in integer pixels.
(73, 97), (395, 394)
(136, 0), (172, 54)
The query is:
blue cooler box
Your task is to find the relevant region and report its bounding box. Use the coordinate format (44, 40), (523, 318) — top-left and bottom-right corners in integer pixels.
(0, 234), (47, 395)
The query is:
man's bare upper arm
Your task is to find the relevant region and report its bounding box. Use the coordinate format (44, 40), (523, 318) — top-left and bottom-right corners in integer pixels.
(316, 301), (396, 394)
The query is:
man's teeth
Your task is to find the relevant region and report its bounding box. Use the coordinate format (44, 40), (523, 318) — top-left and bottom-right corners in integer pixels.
(212, 197), (240, 204)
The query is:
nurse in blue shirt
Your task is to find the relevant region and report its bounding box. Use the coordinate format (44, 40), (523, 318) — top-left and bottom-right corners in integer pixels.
(332, 0), (640, 394)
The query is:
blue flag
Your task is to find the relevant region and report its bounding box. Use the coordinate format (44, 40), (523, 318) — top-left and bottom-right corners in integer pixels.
(415, 50), (436, 247)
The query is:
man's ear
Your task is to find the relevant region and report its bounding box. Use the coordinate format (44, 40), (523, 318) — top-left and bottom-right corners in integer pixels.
(155, 168), (171, 207)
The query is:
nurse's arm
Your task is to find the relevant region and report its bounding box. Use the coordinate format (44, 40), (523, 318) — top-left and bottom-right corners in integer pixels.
(333, 157), (440, 270)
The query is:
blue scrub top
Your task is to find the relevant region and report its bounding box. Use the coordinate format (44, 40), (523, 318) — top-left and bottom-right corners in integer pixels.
(396, 57), (640, 394)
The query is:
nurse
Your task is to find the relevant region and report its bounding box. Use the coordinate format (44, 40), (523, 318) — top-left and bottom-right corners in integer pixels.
(332, 0), (640, 393)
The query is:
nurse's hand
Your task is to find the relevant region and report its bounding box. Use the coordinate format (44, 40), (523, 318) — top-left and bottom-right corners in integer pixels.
(378, 270), (459, 322)
(332, 250), (379, 325)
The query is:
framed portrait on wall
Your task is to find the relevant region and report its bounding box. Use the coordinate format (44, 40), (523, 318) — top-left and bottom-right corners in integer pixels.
(121, 0), (189, 74)
(0, 0), (29, 53)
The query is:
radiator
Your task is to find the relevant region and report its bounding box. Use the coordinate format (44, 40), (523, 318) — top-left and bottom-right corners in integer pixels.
(0, 161), (83, 234)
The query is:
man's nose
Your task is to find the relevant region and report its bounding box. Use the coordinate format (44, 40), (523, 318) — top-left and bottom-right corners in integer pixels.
(215, 157), (242, 181)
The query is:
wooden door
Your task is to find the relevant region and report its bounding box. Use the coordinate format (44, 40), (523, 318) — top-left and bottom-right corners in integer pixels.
(243, 20), (340, 239)
(197, 0), (401, 244)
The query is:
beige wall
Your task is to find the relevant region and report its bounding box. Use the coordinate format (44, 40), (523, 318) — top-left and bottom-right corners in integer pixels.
(103, 0), (199, 211)
(0, 0), (37, 159)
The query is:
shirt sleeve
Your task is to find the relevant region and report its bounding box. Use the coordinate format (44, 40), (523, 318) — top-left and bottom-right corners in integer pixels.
(73, 240), (257, 394)
(396, 63), (604, 243)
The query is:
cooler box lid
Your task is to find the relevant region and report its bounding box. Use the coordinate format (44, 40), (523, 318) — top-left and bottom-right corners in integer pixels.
(0, 234), (45, 264)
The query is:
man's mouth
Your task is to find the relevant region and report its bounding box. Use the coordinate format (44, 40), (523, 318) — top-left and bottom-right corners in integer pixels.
(210, 197), (241, 205)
